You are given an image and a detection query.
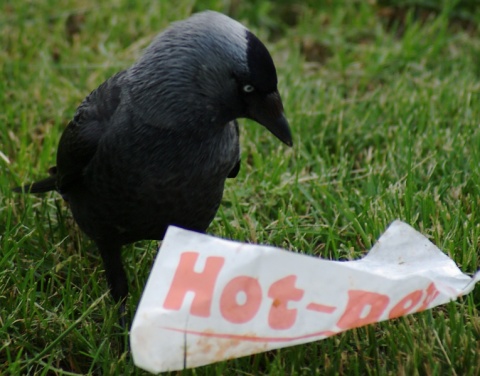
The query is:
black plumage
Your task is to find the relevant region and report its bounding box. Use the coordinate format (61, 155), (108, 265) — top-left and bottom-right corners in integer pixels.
(14, 11), (292, 324)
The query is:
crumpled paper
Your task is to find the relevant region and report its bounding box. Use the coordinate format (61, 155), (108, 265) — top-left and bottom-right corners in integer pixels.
(130, 220), (479, 373)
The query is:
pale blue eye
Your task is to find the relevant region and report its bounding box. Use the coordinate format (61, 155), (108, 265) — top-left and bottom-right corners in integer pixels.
(243, 84), (255, 93)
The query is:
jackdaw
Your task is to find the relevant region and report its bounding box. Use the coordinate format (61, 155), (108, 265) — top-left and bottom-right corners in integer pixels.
(14, 10), (292, 324)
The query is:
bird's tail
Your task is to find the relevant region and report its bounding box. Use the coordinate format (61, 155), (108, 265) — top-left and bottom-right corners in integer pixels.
(13, 167), (57, 194)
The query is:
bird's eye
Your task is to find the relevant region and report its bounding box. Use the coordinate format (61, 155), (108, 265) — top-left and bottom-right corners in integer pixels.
(243, 84), (255, 93)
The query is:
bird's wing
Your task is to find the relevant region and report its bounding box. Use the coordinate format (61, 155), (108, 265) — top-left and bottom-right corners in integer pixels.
(227, 120), (241, 179)
(56, 71), (126, 193)
(227, 159), (241, 178)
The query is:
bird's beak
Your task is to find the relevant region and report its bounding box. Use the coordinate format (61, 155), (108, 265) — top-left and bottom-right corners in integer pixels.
(247, 91), (293, 147)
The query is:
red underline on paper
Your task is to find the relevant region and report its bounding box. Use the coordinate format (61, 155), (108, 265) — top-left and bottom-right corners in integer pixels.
(162, 326), (338, 343)
(306, 302), (337, 314)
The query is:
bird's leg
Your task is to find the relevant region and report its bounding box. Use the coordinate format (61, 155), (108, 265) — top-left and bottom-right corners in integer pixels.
(97, 241), (129, 330)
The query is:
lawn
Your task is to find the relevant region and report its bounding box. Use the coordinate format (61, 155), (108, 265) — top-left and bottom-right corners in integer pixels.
(1, 0), (479, 374)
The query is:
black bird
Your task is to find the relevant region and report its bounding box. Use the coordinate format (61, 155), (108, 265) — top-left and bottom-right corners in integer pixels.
(14, 11), (292, 324)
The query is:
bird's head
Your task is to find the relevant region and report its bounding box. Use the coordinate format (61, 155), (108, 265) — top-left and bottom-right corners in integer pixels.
(129, 11), (292, 146)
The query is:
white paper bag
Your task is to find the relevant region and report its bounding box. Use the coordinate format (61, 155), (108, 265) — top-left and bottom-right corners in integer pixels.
(130, 220), (479, 373)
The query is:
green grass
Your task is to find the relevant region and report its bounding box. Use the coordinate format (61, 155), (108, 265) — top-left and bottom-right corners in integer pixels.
(1, 0), (480, 374)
